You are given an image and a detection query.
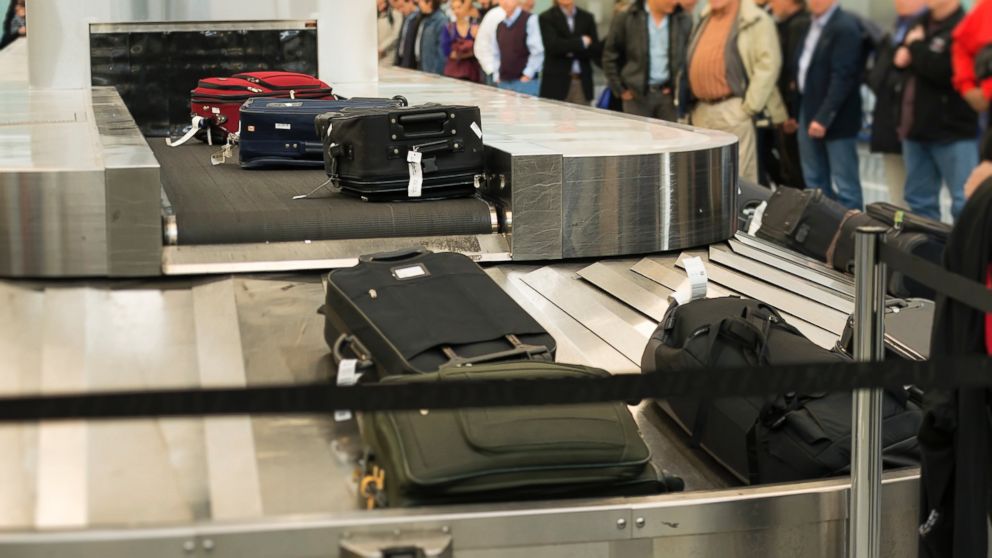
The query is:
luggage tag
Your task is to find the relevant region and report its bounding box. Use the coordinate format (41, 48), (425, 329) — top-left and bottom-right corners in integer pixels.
(669, 256), (708, 306)
(210, 130), (238, 166)
(407, 148), (423, 198)
(334, 359), (363, 422)
(747, 201), (768, 236)
(166, 115), (210, 147)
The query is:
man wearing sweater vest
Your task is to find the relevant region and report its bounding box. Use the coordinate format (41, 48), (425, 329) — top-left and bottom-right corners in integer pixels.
(492, 0), (545, 96)
(685, 0), (787, 183)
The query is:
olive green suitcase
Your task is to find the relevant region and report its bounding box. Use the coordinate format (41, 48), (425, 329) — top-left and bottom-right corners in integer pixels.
(357, 361), (683, 508)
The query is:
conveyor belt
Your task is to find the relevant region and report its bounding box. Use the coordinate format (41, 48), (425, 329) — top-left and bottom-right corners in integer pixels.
(150, 139), (496, 245)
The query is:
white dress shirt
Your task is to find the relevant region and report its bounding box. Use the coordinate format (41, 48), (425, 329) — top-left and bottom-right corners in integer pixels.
(475, 7), (507, 76)
(797, 2), (839, 94)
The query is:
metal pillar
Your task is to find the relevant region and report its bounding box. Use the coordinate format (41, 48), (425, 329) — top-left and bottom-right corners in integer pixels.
(318, 0), (378, 84)
(849, 227), (887, 558)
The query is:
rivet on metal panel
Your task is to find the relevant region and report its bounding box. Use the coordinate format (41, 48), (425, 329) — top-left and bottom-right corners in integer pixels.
(391, 118), (397, 124)
(392, 134), (397, 140)
(202, 539), (215, 552)
(616, 518), (627, 530)
(451, 129), (457, 135)
(635, 517), (646, 529)
(183, 540), (196, 553)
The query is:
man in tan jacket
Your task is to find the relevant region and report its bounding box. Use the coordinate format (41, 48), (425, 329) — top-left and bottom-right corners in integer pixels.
(684, 0), (786, 182)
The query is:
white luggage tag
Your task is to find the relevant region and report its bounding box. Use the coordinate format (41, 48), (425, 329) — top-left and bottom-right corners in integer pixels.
(669, 257), (708, 306)
(407, 147), (423, 198)
(210, 134), (237, 166)
(747, 201), (768, 236)
(334, 358), (363, 422)
(166, 116), (209, 147)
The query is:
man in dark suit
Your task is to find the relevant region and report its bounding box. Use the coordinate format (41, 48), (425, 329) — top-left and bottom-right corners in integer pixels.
(394, 0), (423, 69)
(538, 0), (600, 104)
(794, 0), (865, 209)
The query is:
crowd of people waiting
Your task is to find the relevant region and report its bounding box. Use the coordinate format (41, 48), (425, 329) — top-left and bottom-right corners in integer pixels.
(379, 0), (992, 221)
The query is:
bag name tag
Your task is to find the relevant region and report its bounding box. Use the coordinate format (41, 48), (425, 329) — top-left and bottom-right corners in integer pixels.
(392, 264), (428, 280)
(470, 121), (483, 139)
(670, 256), (708, 305)
(334, 358), (363, 422)
(407, 150), (423, 198)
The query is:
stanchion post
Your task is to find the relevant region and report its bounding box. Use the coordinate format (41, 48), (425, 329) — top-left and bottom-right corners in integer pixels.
(849, 227), (888, 558)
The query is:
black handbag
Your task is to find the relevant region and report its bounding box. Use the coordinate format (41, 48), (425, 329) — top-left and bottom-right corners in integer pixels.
(757, 187), (848, 261)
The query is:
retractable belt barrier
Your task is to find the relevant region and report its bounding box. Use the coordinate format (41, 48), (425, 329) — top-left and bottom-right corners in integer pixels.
(0, 246), (989, 423)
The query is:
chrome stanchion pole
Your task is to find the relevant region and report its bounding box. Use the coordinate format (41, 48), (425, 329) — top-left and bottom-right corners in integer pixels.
(849, 227), (887, 558)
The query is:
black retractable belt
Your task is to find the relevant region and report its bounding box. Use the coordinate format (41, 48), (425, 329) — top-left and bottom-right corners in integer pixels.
(880, 242), (992, 313)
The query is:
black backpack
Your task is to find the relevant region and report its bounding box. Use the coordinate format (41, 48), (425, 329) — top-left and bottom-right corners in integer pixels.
(641, 297), (922, 484)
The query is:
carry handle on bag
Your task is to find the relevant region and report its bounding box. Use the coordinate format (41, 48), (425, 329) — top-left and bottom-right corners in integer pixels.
(866, 202), (951, 241)
(391, 110), (456, 140)
(358, 247), (429, 263)
(333, 333), (550, 371)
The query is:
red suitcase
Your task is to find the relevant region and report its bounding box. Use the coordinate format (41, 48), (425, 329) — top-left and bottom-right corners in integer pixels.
(170, 71), (335, 146)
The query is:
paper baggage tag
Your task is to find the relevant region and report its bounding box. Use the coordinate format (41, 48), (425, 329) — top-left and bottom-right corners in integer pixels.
(407, 150), (423, 198)
(470, 121), (483, 139)
(334, 359), (363, 422)
(747, 201), (767, 236)
(670, 257), (708, 305)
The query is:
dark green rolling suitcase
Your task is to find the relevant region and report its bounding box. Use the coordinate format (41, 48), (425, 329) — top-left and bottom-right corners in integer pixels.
(357, 361), (684, 508)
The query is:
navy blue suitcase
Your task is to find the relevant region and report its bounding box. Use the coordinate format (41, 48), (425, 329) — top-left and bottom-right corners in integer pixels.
(238, 96), (407, 169)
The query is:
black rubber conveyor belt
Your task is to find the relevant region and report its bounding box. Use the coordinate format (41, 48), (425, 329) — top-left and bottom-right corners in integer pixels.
(150, 139), (495, 245)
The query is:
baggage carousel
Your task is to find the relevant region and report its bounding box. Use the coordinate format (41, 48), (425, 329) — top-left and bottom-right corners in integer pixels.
(0, 8), (923, 557)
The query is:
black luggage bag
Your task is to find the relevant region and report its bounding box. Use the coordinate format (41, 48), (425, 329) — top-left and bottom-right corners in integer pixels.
(318, 103), (485, 201)
(756, 187), (848, 261)
(238, 96), (407, 169)
(324, 248), (555, 380)
(837, 298), (934, 361)
(640, 297), (922, 484)
(357, 361), (684, 508)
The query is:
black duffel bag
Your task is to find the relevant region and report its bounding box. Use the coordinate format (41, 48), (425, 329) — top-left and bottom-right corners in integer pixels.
(640, 296), (922, 484)
(756, 187), (848, 261)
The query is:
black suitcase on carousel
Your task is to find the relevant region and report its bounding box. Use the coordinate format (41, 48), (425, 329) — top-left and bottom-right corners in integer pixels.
(640, 297), (922, 484)
(318, 103), (485, 201)
(831, 203), (949, 299)
(324, 248), (555, 380)
(238, 96), (408, 169)
(756, 187), (848, 261)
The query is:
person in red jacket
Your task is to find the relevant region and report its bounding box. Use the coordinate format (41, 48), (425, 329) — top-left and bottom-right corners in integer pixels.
(951, 0), (992, 113)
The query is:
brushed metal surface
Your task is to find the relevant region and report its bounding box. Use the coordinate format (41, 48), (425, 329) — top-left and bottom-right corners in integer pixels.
(161, 235), (511, 276)
(521, 266), (654, 364)
(92, 87), (162, 277)
(192, 280), (264, 521)
(728, 238), (856, 297)
(677, 255), (850, 335)
(709, 244), (854, 313)
(577, 262), (672, 322)
(630, 257), (839, 349)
